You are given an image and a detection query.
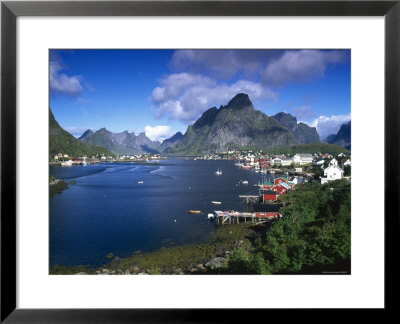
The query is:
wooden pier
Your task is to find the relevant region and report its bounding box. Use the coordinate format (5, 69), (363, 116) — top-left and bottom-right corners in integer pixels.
(238, 195), (259, 204)
(214, 211), (270, 225)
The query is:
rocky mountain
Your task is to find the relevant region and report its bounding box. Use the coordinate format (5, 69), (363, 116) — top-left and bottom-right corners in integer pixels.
(272, 112), (320, 144)
(326, 121), (351, 150)
(79, 128), (162, 155)
(49, 108), (112, 158)
(167, 93), (298, 155)
(160, 132), (183, 152)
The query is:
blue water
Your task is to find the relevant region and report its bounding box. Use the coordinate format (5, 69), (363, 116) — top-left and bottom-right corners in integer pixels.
(49, 159), (274, 267)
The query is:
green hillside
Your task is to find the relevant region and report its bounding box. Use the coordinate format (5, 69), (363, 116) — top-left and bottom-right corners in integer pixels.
(264, 143), (350, 155)
(49, 108), (113, 159)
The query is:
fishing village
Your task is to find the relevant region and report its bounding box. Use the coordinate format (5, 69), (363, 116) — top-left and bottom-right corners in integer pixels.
(50, 149), (351, 276)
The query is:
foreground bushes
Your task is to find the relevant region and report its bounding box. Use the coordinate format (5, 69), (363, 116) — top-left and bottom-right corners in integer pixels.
(225, 180), (351, 274)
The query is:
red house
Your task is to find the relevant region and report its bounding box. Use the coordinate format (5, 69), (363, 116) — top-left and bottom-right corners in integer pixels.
(262, 189), (278, 201)
(263, 181), (274, 190)
(253, 203), (282, 218)
(273, 177), (288, 186)
(271, 184), (287, 195)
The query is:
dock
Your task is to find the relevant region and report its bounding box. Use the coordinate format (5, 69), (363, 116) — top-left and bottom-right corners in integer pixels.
(238, 195), (259, 204)
(214, 210), (274, 224)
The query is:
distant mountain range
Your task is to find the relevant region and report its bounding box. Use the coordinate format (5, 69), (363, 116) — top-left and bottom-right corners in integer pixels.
(79, 128), (161, 155)
(51, 93), (346, 157)
(49, 108), (112, 158)
(325, 121), (351, 150)
(78, 127), (184, 155)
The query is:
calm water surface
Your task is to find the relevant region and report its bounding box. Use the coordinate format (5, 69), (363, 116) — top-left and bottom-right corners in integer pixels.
(49, 159), (275, 267)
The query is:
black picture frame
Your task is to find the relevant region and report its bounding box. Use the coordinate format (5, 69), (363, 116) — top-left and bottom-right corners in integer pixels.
(1, 0), (399, 321)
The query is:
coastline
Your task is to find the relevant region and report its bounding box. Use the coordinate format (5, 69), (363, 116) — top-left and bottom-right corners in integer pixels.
(49, 176), (69, 196)
(50, 222), (259, 275)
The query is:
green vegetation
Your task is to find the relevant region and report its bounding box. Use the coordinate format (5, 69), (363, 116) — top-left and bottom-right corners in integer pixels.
(50, 264), (96, 275)
(264, 143), (350, 155)
(113, 223), (251, 272)
(344, 165), (351, 176)
(49, 175), (69, 196)
(223, 180), (351, 274)
(49, 108), (113, 159)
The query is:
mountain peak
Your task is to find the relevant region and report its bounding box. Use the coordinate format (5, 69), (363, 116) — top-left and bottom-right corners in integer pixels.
(79, 129), (93, 140)
(226, 93), (254, 111)
(272, 112), (297, 130)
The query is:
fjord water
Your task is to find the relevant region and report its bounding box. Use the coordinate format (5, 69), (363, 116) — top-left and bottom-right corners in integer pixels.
(49, 160), (271, 267)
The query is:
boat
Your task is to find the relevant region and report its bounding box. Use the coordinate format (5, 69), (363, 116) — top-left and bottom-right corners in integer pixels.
(215, 168), (222, 175)
(211, 201), (221, 205)
(207, 213), (215, 220)
(60, 160), (73, 166)
(242, 180), (248, 184)
(187, 210), (201, 214)
(138, 181), (144, 184)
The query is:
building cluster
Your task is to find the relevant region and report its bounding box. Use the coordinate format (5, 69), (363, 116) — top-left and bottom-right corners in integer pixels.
(260, 176), (302, 202)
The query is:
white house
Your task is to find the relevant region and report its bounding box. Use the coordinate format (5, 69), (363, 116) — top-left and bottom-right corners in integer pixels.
(293, 153), (313, 165)
(281, 158), (293, 166)
(271, 158), (282, 165)
(320, 164), (344, 184)
(313, 159), (324, 166)
(329, 158), (338, 166)
(343, 159), (351, 166)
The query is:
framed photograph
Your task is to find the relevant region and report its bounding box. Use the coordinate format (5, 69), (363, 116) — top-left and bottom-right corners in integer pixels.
(1, 0), (398, 321)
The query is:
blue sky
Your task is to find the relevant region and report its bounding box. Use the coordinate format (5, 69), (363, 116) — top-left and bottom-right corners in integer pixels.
(50, 49), (351, 141)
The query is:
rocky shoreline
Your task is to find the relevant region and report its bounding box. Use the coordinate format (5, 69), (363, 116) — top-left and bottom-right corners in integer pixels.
(49, 176), (69, 195)
(51, 223), (263, 275)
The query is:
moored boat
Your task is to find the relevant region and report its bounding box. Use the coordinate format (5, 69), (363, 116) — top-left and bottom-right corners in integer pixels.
(187, 210), (201, 214)
(211, 201), (221, 205)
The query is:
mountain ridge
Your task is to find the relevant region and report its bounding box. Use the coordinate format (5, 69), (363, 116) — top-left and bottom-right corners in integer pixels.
(167, 93), (299, 155)
(272, 112), (320, 144)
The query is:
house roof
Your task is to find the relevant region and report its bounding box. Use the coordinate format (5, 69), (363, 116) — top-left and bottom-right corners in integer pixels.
(263, 181), (274, 186)
(325, 164), (343, 172)
(253, 204), (282, 213)
(279, 182), (291, 190)
(295, 153), (313, 158)
(261, 190), (277, 195)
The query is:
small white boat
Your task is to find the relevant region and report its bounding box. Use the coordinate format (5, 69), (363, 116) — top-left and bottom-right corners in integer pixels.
(215, 168), (222, 175)
(207, 213), (215, 220)
(211, 201), (221, 205)
(60, 160), (73, 167)
(138, 181), (144, 184)
(242, 180), (248, 184)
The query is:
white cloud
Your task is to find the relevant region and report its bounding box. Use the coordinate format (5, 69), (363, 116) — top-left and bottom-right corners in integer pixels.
(50, 61), (83, 96)
(292, 105), (317, 122)
(261, 50), (347, 86)
(150, 73), (277, 123)
(308, 114), (351, 139)
(144, 125), (174, 142)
